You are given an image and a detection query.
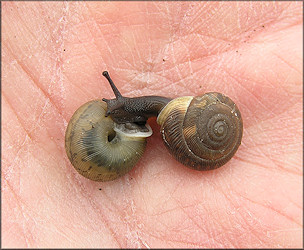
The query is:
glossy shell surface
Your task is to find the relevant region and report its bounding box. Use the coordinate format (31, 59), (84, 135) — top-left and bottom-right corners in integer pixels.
(157, 92), (243, 170)
(65, 100), (146, 181)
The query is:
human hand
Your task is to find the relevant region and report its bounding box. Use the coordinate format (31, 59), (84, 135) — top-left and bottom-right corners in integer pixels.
(2, 2), (302, 248)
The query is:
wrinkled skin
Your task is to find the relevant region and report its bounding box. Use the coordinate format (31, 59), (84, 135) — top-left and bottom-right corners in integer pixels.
(2, 2), (302, 248)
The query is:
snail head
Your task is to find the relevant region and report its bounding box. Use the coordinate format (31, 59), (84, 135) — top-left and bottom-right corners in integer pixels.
(102, 71), (149, 125)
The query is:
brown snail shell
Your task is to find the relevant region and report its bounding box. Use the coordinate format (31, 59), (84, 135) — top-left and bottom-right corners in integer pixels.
(157, 92), (243, 170)
(65, 100), (152, 182)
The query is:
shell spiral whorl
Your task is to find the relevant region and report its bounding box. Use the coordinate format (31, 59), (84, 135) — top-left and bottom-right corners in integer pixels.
(65, 100), (147, 181)
(157, 92), (243, 170)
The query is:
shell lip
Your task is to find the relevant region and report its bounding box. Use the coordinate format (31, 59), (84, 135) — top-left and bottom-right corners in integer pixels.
(114, 122), (153, 138)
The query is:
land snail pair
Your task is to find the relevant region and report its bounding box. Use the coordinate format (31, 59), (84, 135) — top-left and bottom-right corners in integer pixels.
(65, 71), (243, 182)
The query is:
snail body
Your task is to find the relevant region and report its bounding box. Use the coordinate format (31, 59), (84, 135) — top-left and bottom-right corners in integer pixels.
(65, 71), (243, 181)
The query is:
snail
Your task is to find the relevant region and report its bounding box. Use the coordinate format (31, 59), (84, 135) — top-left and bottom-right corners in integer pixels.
(65, 71), (243, 181)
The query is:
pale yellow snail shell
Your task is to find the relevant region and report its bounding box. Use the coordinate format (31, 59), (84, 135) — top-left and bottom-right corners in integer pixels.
(65, 100), (152, 182)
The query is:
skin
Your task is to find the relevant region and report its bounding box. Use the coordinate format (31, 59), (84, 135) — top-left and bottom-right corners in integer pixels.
(2, 2), (302, 248)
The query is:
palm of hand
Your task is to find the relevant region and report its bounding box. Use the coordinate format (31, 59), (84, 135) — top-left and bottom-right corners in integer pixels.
(2, 2), (302, 248)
